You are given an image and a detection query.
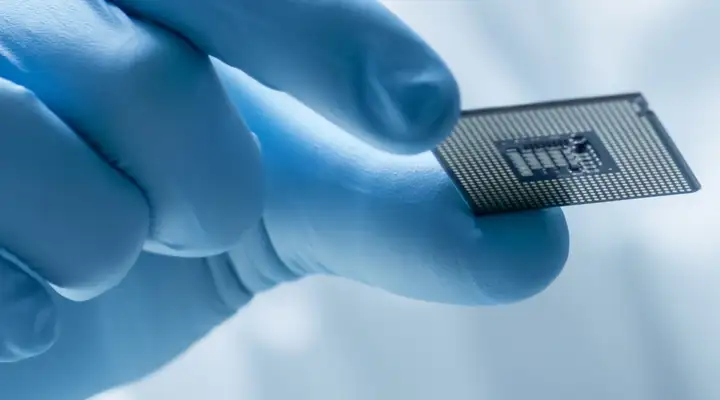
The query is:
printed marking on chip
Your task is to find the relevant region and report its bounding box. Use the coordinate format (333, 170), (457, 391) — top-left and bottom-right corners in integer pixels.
(433, 93), (701, 215)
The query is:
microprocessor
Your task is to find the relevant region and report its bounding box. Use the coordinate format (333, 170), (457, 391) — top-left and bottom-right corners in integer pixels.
(433, 93), (701, 215)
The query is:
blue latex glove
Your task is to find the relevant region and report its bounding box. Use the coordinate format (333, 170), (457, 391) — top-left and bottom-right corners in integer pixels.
(0, 1), (569, 398)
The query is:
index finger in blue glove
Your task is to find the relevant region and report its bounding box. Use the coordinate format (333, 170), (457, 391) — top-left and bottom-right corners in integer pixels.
(113, 0), (461, 154)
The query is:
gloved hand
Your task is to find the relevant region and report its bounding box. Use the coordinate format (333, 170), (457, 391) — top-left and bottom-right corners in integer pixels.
(0, 0), (570, 398)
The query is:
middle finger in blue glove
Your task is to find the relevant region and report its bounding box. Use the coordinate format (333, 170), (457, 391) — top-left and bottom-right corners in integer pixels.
(0, 77), (149, 301)
(1, 0), (263, 256)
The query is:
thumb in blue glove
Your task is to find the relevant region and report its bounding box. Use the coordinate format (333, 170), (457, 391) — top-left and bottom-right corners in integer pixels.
(222, 64), (569, 306)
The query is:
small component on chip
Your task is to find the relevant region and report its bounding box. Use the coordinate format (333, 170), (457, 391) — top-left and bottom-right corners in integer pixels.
(433, 93), (701, 215)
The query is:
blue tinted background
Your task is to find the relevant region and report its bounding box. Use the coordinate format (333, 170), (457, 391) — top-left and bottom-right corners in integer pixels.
(95, 1), (720, 399)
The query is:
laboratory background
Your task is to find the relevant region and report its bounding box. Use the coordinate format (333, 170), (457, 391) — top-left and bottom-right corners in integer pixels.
(96, 1), (720, 399)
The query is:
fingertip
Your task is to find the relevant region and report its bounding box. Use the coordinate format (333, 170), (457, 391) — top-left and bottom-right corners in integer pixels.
(0, 252), (58, 363)
(338, 2), (462, 153)
(362, 51), (462, 154)
(329, 3), (462, 154)
(469, 208), (570, 305)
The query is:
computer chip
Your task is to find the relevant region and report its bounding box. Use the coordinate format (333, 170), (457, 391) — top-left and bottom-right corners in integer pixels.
(433, 93), (701, 215)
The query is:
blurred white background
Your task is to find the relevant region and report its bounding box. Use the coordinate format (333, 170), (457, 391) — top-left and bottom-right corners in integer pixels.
(98, 1), (719, 399)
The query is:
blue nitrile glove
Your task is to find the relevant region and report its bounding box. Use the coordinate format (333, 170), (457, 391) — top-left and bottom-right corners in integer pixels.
(0, 1), (569, 399)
